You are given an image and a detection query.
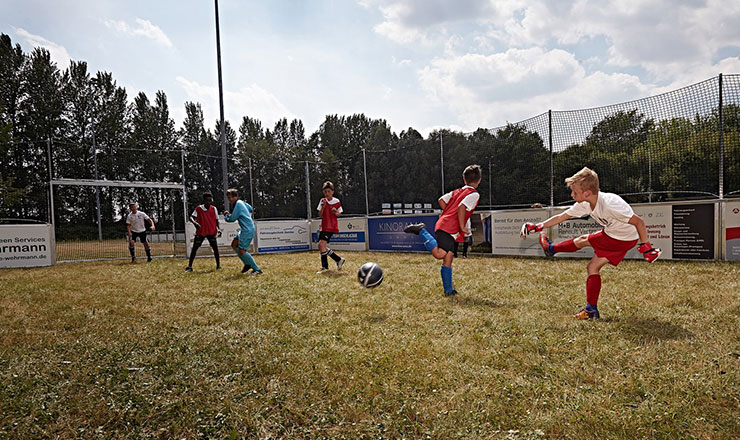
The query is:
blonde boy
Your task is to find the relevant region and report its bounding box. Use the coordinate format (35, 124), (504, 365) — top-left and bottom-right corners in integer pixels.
(520, 167), (661, 319)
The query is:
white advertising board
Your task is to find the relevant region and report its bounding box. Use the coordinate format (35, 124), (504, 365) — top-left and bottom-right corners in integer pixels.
(491, 209), (551, 256)
(310, 217), (367, 251)
(0, 224), (54, 268)
(725, 200), (740, 261)
(255, 220), (310, 253)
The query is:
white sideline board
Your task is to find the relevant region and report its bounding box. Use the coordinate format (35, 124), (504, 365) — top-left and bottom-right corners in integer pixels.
(0, 224), (55, 268)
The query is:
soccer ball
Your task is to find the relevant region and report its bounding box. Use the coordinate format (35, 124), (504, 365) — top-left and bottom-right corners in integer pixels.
(357, 262), (383, 288)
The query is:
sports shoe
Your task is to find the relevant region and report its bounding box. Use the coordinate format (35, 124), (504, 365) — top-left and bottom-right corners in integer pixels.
(147, 257), (153, 262)
(574, 305), (600, 320)
(336, 258), (346, 270)
(216, 266), (222, 270)
(185, 266), (193, 272)
(316, 267), (329, 274)
(241, 264), (252, 274)
(539, 232), (555, 257)
(444, 289), (458, 296)
(404, 223), (425, 235)
(248, 269), (263, 276)
(131, 257), (136, 263)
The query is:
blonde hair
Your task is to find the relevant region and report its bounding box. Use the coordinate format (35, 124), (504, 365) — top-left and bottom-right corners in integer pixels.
(565, 167), (599, 193)
(226, 188), (239, 197)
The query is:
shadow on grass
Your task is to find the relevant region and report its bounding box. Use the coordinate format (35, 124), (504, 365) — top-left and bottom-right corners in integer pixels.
(606, 317), (693, 344)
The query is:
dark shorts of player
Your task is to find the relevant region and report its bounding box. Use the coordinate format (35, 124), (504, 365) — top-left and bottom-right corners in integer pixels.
(318, 231), (334, 243)
(130, 231), (148, 243)
(435, 230), (456, 253)
(588, 229), (638, 266)
(193, 235), (218, 248)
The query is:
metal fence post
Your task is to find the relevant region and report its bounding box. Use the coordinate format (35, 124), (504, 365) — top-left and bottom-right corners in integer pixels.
(440, 132), (445, 193)
(362, 148), (369, 216)
(548, 110), (554, 207)
(305, 161), (311, 219)
(249, 156), (254, 207)
(718, 73), (724, 200)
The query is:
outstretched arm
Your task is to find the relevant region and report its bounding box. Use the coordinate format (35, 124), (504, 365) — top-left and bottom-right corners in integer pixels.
(520, 212), (571, 238)
(628, 215), (649, 244)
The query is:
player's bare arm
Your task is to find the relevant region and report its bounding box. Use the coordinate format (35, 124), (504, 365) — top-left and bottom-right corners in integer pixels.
(457, 204), (469, 235)
(438, 198), (447, 210)
(148, 218), (156, 231)
(629, 215), (661, 262)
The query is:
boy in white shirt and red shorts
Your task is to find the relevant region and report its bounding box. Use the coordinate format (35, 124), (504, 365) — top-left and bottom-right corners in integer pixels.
(520, 167), (661, 319)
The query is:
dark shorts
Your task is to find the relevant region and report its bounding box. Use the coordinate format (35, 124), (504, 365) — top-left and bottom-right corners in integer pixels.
(588, 229), (638, 266)
(318, 231), (334, 242)
(435, 230), (456, 253)
(193, 235), (218, 248)
(130, 231), (148, 243)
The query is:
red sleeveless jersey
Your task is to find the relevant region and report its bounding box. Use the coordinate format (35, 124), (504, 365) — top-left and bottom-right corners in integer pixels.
(435, 186), (479, 236)
(194, 204), (219, 236)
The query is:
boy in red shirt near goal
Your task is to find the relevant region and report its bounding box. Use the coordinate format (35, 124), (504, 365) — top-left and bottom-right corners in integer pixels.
(316, 181), (346, 273)
(404, 165), (482, 296)
(186, 192), (221, 272)
(520, 167), (661, 319)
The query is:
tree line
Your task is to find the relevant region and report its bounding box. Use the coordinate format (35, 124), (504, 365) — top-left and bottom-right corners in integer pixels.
(1, 33), (738, 239)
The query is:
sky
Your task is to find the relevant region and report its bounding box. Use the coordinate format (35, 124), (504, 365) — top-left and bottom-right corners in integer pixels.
(2, 0), (740, 136)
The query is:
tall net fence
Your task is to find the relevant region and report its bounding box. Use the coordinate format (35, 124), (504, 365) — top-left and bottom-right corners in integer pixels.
(2, 74), (739, 261)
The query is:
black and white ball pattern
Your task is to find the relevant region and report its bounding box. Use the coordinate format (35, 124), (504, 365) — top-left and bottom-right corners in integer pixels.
(357, 262), (383, 288)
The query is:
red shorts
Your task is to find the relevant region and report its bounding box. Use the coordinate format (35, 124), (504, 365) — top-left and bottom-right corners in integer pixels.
(588, 230), (638, 266)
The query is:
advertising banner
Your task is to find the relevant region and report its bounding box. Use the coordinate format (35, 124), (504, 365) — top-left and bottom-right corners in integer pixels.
(491, 209), (551, 256)
(255, 220), (310, 253)
(724, 200), (740, 261)
(368, 215), (438, 251)
(670, 203), (715, 260)
(0, 224), (54, 268)
(310, 217), (367, 251)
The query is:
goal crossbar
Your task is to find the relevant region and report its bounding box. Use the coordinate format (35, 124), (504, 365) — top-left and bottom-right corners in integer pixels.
(51, 178), (183, 190)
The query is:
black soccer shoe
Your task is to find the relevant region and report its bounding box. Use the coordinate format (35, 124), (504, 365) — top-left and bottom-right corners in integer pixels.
(445, 289), (459, 297)
(404, 223), (425, 235)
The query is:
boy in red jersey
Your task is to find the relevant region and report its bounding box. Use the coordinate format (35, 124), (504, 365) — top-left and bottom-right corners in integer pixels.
(520, 167), (661, 319)
(186, 192), (221, 272)
(316, 181), (346, 273)
(404, 165), (482, 295)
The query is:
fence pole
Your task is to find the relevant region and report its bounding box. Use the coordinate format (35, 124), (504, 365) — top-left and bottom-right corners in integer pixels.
(718, 73), (724, 200)
(440, 132), (445, 193)
(48, 138), (56, 263)
(648, 142), (653, 203)
(305, 161), (311, 220)
(488, 157), (492, 208)
(249, 156), (254, 207)
(181, 150), (189, 257)
(90, 97), (102, 242)
(171, 190), (176, 256)
(548, 110), (554, 207)
(362, 148), (369, 216)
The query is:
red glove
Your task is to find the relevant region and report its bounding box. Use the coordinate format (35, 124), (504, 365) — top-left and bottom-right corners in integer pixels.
(520, 222), (543, 238)
(637, 242), (661, 263)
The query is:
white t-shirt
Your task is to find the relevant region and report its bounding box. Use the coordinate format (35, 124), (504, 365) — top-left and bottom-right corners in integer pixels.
(564, 192), (638, 241)
(126, 211), (151, 233)
(439, 186), (480, 211)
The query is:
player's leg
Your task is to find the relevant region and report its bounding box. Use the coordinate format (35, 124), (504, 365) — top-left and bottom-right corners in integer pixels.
(187, 235), (205, 271)
(574, 256), (610, 320)
(142, 233), (152, 262)
(237, 234), (261, 274)
(206, 235), (220, 269)
(404, 223), (447, 260)
(232, 238), (250, 273)
(440, 251), (457, 296)
(453, 241), (459, 258)
(128, 235), (136, 262)
(539, 232), (589, 257)
(318, 239), (329, 272)
(324, 233), (344, 270)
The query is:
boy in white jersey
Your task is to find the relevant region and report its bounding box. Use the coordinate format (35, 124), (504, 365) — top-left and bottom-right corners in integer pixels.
(520, 167), (661, 319)
(126, 202), (155, 263)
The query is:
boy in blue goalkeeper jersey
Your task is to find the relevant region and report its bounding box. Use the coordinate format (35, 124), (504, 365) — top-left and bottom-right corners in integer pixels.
(223, 188), (262, 276)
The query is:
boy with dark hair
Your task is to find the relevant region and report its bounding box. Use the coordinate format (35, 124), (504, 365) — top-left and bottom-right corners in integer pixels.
(224, 188), (262, 276)
(405, 165), (482, 295)
(316, 181), (346, 273)
(520, 167), (661, 319)
(186, 192), (221, 272)
(126, 202), (155, 263)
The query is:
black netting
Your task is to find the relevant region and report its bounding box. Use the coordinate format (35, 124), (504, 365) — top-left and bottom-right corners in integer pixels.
(723, 74), (740, 198)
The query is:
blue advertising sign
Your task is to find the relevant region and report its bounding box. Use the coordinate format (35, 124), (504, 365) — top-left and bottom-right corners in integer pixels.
(368, 215), (439, 251)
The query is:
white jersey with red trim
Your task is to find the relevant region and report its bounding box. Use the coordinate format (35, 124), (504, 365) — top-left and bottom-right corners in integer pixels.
(564, 191), (638, 241)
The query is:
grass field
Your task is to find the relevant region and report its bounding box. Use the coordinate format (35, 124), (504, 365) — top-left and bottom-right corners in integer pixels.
(1, 252), (739, 439)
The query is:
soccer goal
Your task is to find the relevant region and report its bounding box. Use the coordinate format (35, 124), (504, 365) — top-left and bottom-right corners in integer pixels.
(49, 178), (188, 262)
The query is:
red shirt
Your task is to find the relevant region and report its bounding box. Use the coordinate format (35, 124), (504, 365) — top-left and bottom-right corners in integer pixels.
(318, 197), (342, 233)
(435, 186), (479, 236)
(192, 204), (219, 236)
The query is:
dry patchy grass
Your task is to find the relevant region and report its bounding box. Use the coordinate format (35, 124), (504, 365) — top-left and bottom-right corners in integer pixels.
(1, 252), (739, 439)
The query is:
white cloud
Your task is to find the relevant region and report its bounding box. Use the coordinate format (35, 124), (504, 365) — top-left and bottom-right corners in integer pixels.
(175, 76), (295, 130)
(13, 27), (71, 68)
(104, 18), (173, 48)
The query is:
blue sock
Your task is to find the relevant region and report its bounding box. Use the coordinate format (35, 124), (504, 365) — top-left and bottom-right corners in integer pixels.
(419, 228), (438, 253)
(440, 265), (453, 293)
(128, 245), (135, 257)
(238, 251), (260, 271)
(585, 304), (598, 312)
(549, 243), (555, 255)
